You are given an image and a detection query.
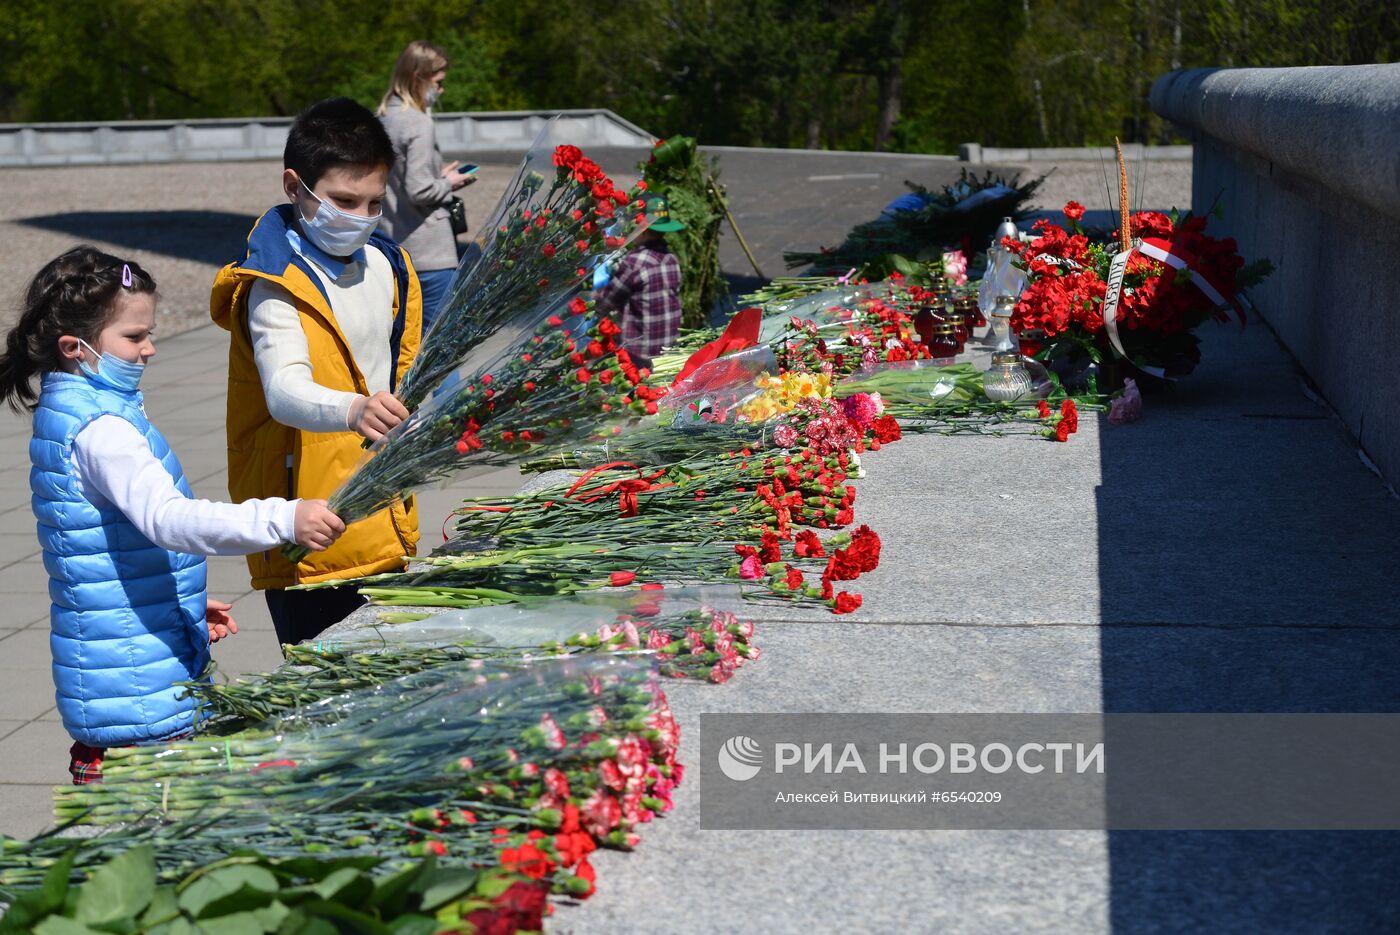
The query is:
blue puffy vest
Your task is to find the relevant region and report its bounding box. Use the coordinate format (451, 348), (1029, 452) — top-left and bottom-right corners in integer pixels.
(31, 372), (209, 747)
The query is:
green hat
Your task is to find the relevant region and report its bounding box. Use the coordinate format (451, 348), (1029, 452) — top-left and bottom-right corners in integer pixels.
(644, 194), (686, 232)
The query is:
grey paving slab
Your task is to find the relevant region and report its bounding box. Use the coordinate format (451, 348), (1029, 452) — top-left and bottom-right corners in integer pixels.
(0, 785), (53, 841)
(0, 534), (41, 568)
(0, 602), (47, 630)
(0, 662), (57, 722)
(0, 627), (50, 668)
(0, 720), (71, 786)
(0, 720), (26, 741)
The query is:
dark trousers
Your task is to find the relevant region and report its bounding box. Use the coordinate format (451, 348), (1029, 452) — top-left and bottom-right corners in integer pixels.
(264, 585), (367, 646)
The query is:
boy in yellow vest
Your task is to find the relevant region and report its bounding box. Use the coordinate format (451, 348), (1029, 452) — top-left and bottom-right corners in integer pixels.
(211, 98), (422, 644)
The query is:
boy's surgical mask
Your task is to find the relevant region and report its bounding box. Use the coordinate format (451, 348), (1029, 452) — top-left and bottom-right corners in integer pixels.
(297, 179), (381, 257)
(78, 339), (145, 393)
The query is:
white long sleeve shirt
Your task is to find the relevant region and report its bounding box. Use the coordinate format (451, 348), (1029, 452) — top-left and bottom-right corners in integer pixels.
(247, 233), (395, 433)
(72, 415), (297, 556)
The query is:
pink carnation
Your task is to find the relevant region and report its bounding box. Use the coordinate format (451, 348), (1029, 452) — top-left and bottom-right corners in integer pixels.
(840, 393), (880, 430)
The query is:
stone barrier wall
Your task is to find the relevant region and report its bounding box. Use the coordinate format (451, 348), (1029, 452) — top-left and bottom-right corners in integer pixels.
(0, 109), (654, 167)
(1152, 64), (1400, 486)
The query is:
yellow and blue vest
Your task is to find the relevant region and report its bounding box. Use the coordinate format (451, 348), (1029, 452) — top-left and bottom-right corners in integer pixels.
(211, 205), (422, 589)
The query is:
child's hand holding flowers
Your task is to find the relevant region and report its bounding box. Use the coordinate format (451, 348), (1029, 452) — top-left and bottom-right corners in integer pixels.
(294, 499), (346, 552)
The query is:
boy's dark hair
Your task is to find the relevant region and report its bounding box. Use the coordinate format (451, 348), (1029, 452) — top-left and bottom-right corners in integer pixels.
(284, 97), (395, 187)
(0, 246), (157, 413)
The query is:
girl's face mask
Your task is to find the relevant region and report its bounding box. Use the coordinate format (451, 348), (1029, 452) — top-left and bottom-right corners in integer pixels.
(78, 338), (145, 393)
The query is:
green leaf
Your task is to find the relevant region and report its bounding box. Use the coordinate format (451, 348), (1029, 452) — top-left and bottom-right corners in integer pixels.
(272, 856), (379, 883)
(309, 867), (372, 906)
(0, 887), (55, 933)
(413, 868), (481, 912)
(141, 886), (181, 927)
(179, 867), (279, 919)
(387, 916), (438, 935)
(75, 846), (156, 926)
(367, 864), (424, 917)
(290, 899), (389, 935)
(145, 919), (201, 935)
(33, 918), (106, 935)
(275, 913), (336, 935)
(198, 912), (264, 935)
(252, 902), (290, 933)
(41, 849), (78, 912)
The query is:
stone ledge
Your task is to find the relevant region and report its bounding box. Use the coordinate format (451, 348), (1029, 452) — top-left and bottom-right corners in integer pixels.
(1151, 64), (1400, 220)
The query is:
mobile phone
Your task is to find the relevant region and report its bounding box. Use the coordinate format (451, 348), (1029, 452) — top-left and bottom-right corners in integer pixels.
(460, 164), (480, 176)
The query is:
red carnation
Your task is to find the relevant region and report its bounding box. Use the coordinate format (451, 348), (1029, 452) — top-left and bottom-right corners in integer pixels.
(610, 571), (637, 586)
(794, 529), (825, 558)
(833, 591), (863, 614)
(872, 415), (901, 444)
(553, 144), (583, 169)
(576, 368), (592, 384)
(785, 565), (804, 590)
(542, 243), (557, 259)
(1063, 201), (1086, 222)
(759, 531), (782, 564)
(569, 296), (588, 315)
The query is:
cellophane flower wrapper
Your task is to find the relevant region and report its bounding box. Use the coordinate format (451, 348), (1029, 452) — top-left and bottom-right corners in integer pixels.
(536, 348), (776, 470)
(56, 655), (669, 828)
(286, 305), (663, 560)
(340, 585), (746, 648)
(396, 120), (653, 411)
(327, 586), (760, 685)
(837, 359), (986, 408)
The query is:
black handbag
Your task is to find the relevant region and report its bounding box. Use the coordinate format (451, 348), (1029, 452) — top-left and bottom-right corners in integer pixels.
(448, 197), (468, 235)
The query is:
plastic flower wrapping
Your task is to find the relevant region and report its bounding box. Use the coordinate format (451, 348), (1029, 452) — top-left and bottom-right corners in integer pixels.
(396, 119), (653, 411)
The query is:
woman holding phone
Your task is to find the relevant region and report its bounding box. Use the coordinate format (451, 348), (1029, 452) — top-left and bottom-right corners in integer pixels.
(378, 40), (476, 331)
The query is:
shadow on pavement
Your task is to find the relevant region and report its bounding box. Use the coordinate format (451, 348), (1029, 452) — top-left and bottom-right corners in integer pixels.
(19, 210), (256, 267)
(1096, 321), (1400, 932)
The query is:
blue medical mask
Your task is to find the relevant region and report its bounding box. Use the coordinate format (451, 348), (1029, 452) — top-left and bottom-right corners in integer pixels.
(78, 339), (145, 393)
(298, 179), (381, 257)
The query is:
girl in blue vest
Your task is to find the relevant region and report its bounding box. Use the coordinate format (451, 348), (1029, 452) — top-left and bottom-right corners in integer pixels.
(0, 246), (347, 784)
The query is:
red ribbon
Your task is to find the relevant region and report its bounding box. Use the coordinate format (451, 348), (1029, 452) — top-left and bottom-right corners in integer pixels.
(565, 461), (673, 517)
(670, 306), (762, 386)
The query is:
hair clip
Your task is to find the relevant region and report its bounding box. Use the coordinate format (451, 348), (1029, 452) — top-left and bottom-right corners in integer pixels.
(121, 264), (133, 288)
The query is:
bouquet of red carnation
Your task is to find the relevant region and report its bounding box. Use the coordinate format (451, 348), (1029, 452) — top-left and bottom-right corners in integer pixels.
(396, 123), (651, 410)
(1007, 203), (1272, 378)
(283, 301), (655, 562)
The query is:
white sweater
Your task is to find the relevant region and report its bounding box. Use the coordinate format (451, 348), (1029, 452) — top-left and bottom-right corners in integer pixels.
(247, 244), (394, 433)
(72, 416), (296, 556)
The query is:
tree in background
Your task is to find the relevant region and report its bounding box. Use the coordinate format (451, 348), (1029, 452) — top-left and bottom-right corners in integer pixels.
(1, 0), (1394, 149)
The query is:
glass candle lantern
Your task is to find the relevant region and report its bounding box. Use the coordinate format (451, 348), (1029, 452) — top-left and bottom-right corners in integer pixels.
(983, 295), (1032, 401)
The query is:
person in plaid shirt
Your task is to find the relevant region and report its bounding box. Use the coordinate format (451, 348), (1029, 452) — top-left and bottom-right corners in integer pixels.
(597, 195), (686, 369)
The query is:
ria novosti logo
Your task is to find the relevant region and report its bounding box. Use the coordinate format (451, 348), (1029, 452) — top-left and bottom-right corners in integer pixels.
(717, 735), (764, 781)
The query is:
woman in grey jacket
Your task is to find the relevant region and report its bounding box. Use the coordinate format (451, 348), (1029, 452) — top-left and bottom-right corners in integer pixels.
(378, 40), (474, 331)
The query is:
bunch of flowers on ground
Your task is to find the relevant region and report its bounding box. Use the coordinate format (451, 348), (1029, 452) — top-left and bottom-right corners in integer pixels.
(1006, 202), (1273, 377)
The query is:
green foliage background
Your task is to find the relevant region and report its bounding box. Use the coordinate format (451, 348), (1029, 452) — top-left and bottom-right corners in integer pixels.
(1, 0), (1394, 149)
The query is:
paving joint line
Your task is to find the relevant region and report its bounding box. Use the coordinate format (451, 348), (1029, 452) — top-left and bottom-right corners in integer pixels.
(751, 618), (1400, 632)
